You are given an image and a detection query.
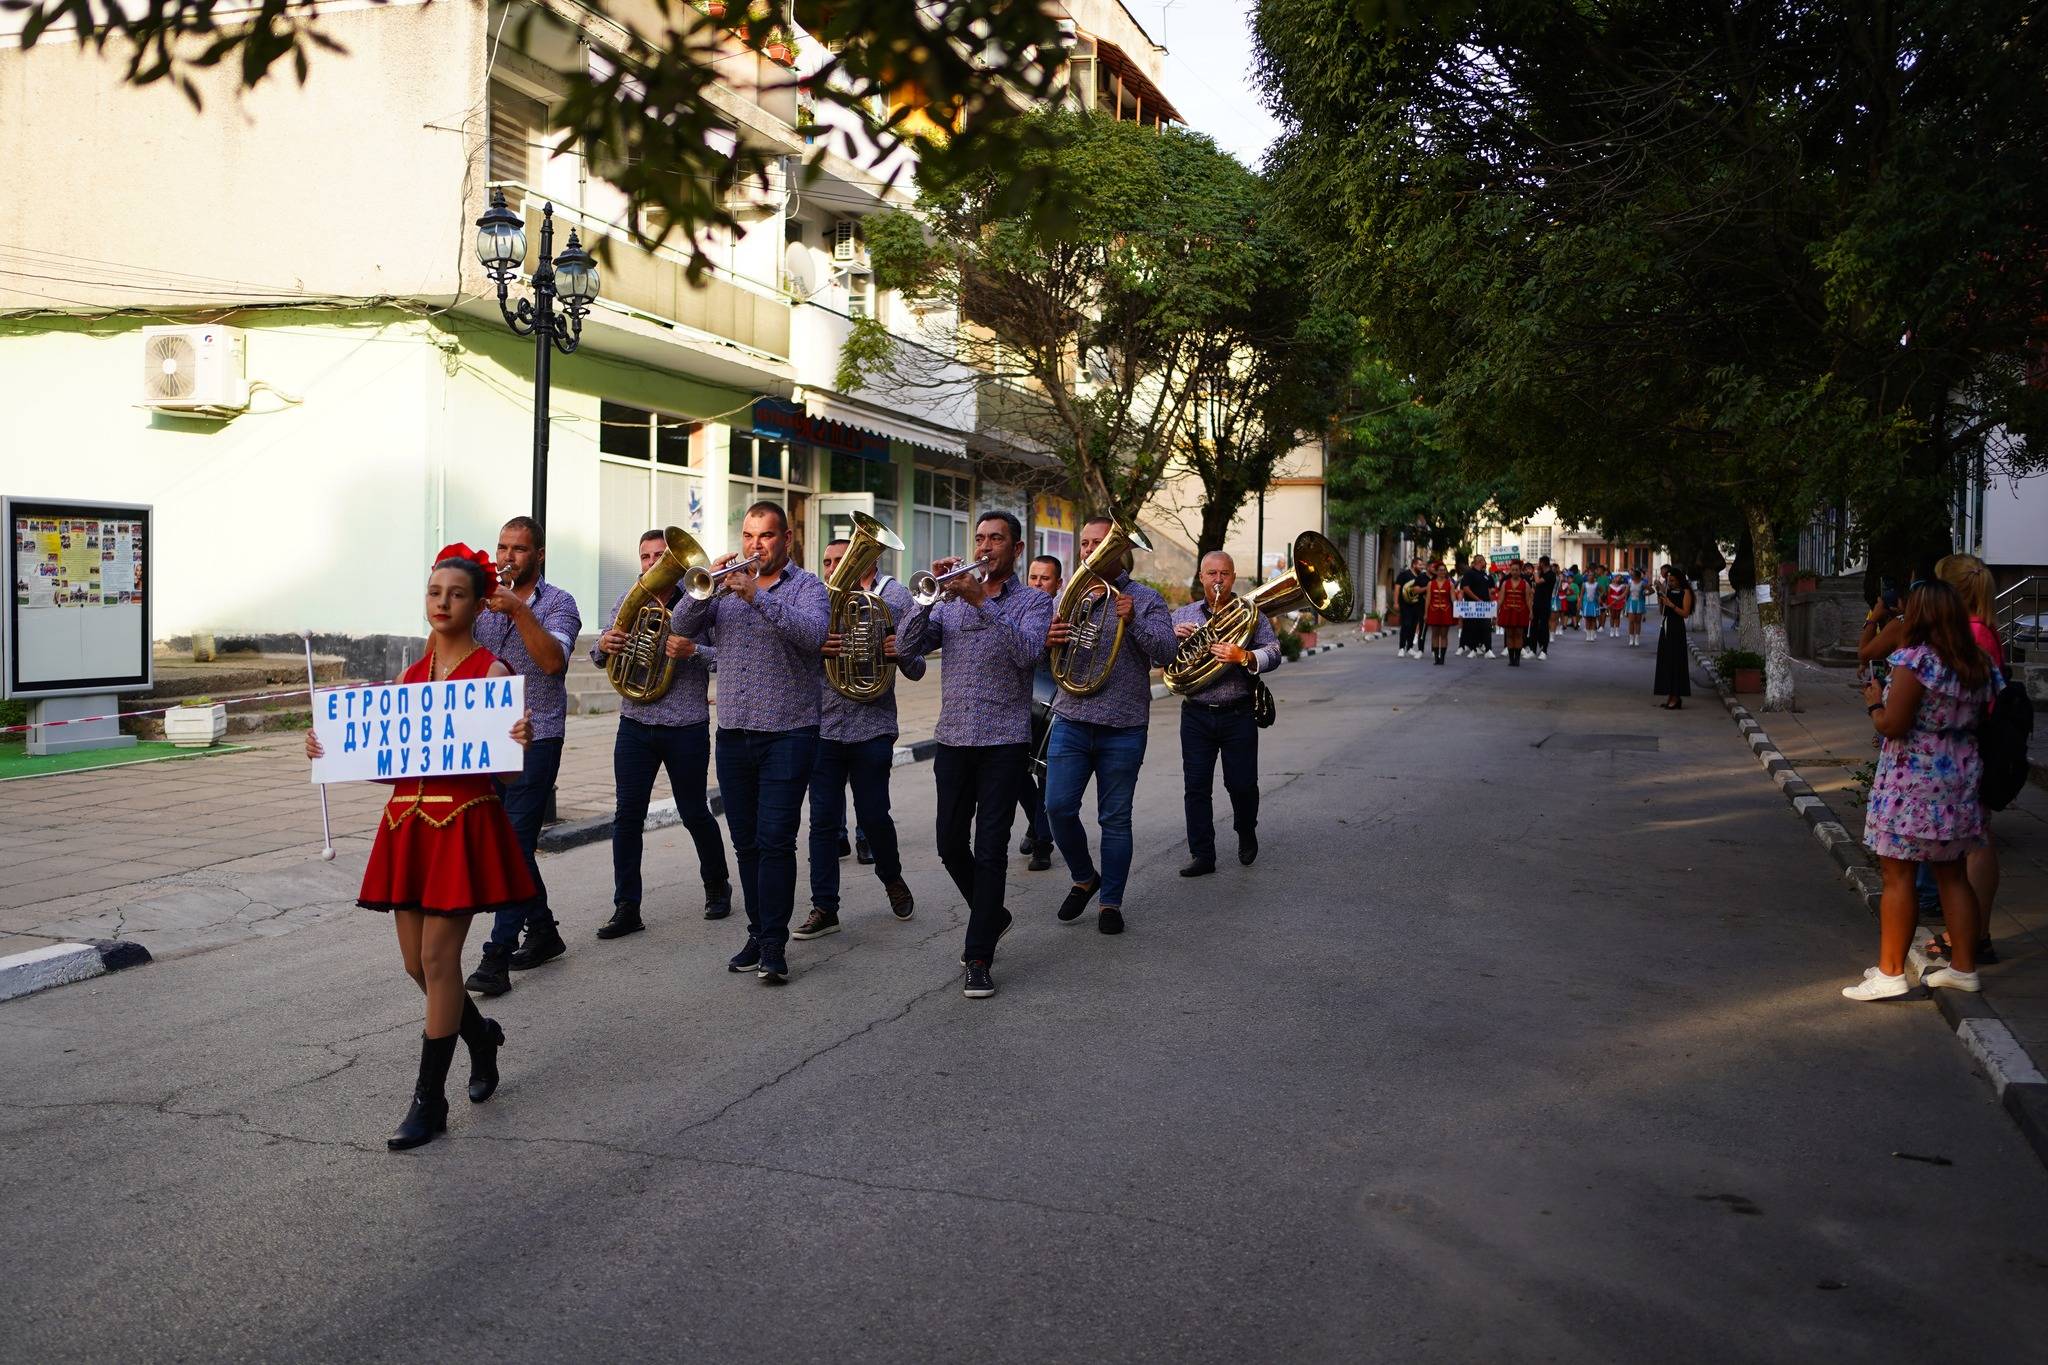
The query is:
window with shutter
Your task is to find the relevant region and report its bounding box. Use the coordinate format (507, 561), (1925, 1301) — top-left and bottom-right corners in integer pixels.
(488, 81), (547, 187)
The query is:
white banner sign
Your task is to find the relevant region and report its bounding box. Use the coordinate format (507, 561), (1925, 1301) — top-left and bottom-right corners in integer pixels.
(1454, 600), (1497, 619)
(310, 677), (526, 784)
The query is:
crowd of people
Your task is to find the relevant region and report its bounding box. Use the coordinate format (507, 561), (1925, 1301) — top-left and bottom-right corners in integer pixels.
(309, 508), (1292, 1150)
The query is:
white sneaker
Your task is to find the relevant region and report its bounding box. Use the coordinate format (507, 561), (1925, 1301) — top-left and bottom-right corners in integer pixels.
(1485, 649), (1496, 658)
(1842, 970), (1912, 1001)
(1924, 966), (1982, 992)
(1398, 647), (1409, 658)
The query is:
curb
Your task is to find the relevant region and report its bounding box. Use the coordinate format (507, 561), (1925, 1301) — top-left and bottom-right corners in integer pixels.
(540, 645), (1349, 855)
(1687, 641), (2048, 1168)
(0, 939), (152, 1005)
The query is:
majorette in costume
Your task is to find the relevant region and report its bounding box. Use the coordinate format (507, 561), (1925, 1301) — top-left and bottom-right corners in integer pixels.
(356, 643), (539, 917)
(1496, 562), (1532, 666)
(1424, 576), (1456, 628)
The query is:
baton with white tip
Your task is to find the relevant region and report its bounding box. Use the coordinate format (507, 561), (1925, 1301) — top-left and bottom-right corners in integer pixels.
(302, 631), (335, 861)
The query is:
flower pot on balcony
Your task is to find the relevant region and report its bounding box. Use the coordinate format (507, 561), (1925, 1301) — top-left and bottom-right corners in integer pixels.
(164, 702), (227, 748)
(1731, 668), (1764, 695)
(766, 40), (794, 64)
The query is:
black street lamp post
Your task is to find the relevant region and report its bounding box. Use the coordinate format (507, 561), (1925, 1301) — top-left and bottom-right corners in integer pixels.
(474, 188), (600, 528)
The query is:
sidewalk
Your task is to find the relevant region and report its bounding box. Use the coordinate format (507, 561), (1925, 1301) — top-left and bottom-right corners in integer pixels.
(1736, 650), (2048, 1058)
(0, 659), (954, 954)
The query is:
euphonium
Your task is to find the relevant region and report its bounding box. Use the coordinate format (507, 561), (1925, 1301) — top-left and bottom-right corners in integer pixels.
(1162, 531), (1354, 696)
(1048, 514), (1153, 697)
(824, 511), (905, 703)
(607, 527), (711, 703)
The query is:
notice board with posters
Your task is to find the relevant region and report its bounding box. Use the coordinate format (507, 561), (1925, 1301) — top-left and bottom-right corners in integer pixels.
(3, 497), (154, 698)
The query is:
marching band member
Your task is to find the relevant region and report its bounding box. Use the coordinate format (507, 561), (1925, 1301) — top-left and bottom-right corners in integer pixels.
(794, 537), (922, 941)
(306, 544), (534, 1150)
(1173, 551), (1280, 876)
(1016, 553), (1064, 871)
(897, 512), (1054, 999)
(1456, 552), (1495, 657)
(1393, 554), (1428, 658)
(1529, 556), (1557, 659)
(674, 502), (829, 985)
(1496, 557), (1532, 666)
(1043, 515), (1180, 935)
(466, 516), (580, 998)
(1423, 559), (1456, 664)
(590, 530), (733, 942)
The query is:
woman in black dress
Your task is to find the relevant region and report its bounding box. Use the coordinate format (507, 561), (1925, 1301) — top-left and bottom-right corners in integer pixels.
(1652, 565), (1695, 709)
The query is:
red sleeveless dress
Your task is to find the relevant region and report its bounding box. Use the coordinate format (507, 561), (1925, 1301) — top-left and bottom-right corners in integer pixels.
(356, 648), (538, 916)
(1424, 578), (1456, 628)
(1497, 576), (1531, 628)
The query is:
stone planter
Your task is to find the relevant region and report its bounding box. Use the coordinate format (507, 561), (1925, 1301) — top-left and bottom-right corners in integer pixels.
(1731, 668), (1764, 694)
(1298, 630), (1319, 649)
(163, 703), (227, 748)
(1360, 616), (1382, 634)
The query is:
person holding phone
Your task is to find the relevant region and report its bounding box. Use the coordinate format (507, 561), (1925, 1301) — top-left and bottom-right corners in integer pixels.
(1652, 566), (1694, 708)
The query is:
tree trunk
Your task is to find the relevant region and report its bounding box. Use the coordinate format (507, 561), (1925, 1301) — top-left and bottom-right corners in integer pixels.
(1743, 503), (1796, 711)
(1699, 562), (1724, 653)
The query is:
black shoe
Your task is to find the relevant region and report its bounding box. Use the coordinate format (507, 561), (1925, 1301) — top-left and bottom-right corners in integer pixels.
(757, 953), (790, 984)
(837, 834), (853, 859)
(1098, 906), (1125, 935)
(792, 908), (841, 940)
(855, 833), (875, 865)
(464, 943), (513, 997)
(1018, 836), (1036, 855)
(1179, 858), (1217, 878)
(886, 879), (915, 920)
(596, 904), (644, 940)
(458, 1000), (503, 1104)
(509, 922), (566, 970)
(1027, 840), (1052, 872)
(1058, 876), (1100, 924)
(728, 936), (761, 972)
(704, 882), (733, 920)
(1239, 832), (1258, 866)
(964, 960), (996, 999)
(387, 1032), (457, 1151)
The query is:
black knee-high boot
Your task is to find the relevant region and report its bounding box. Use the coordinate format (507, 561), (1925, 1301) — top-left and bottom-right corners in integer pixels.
(389, 1031), (458, 1151)
(458, 997), (505, 1104)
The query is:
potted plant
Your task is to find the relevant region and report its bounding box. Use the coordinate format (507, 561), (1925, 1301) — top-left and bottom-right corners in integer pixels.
(164, 695), (227, 747)
(1793, 566), (1820, 593)
(764, 24), (795, 64)
(1275, 622), (1304, 661)
(1359, 612), (1383, 634)
(1717, 649), (1765, 694)
(1296, 613), (1319, 650)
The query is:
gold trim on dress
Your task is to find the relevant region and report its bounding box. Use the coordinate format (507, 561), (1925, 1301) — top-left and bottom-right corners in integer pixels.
(384, 778), (500, 830)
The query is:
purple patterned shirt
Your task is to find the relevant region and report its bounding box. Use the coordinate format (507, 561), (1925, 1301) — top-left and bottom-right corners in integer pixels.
(473, 577), (581, 741)
(1169, 599), (1280, 704)
(897, 573), (1054, 748)
(818, 574), (928, 744)
(589, 590), (716, 728)
(1049, 573), (1178, 729)
(674, 561), (830, 732)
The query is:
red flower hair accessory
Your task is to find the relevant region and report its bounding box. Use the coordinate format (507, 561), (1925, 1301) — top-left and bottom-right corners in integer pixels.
(432, 542), (496, 574)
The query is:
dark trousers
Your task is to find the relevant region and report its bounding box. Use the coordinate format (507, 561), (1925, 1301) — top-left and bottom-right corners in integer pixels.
(934, 742), (1028, 963)
(1529, 608), (1552, 650)
(491, 736), (562, 949)
(1181, 701), (1259, 862)
(807, 734), (901, 914)
(715, 727), (819, 951)
(612, 717), (729, 909)
(1459, 618), (1489, 650)
(1398, 602), (1424, 649)
(1018, 765), (1051, 846)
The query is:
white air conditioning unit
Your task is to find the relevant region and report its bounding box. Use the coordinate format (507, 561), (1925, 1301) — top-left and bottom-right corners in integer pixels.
(140, 325), (248, 412)
(831, 218), (866, 265)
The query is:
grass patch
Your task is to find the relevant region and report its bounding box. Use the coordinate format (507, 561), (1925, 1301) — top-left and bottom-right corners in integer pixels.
(0, 740), (251, 782)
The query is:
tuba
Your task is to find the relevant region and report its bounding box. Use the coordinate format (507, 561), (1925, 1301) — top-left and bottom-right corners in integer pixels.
(1163, 532), (1354, 696)
(606, 527), (710, 703)
(1048, 514), (1153, 697)
(824, 511), (906, 703)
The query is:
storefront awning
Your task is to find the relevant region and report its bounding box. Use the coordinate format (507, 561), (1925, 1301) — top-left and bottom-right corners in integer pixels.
(780, 391), (969, 459)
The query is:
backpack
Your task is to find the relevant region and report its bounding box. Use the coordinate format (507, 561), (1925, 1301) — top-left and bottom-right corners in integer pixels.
(1979, 677), (2035, 812)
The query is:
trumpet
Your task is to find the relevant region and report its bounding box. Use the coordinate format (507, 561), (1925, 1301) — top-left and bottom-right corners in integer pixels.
(910, 555), (993, 608)
(683, 554), (761, 601)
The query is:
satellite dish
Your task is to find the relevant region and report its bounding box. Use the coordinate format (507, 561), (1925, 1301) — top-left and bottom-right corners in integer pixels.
(783, 242), (817, 301)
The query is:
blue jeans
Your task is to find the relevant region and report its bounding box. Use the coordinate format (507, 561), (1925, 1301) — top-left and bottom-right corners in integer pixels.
(1180, 700), (1259, 862)
(612, 717), (729, 908)
(715, 726), (818, 951)
(808, 734), (901, 914)
(491, 736), (563, 949)
(1045, 717), (1148, 908)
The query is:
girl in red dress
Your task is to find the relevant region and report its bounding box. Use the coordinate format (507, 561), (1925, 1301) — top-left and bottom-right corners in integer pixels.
(307, 545), (536, 1151)
(1496, 559), (1532, 666)
(1423, 560), (1457, 665)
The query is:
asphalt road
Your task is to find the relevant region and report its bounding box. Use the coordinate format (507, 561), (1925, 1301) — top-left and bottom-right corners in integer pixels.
(4, 635), (2045, 1362)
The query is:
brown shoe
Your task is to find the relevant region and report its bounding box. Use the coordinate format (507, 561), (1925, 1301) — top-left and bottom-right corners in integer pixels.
(885, 880), (914, 920)
(790, 908), (841, 940)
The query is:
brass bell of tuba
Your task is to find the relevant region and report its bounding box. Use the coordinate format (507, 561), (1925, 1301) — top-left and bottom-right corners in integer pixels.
(606, 527), (710, 703)
(1048, 514), (1153, 698)
(823, 511), (905, 703)
(1162, 531), (1354, 696)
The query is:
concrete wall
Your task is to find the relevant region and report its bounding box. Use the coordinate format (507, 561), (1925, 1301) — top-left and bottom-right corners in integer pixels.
(1979, 465), (2048, 569)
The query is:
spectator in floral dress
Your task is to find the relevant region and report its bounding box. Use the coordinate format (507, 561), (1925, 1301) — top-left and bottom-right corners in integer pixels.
(1843, 581), (1999, 1001)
